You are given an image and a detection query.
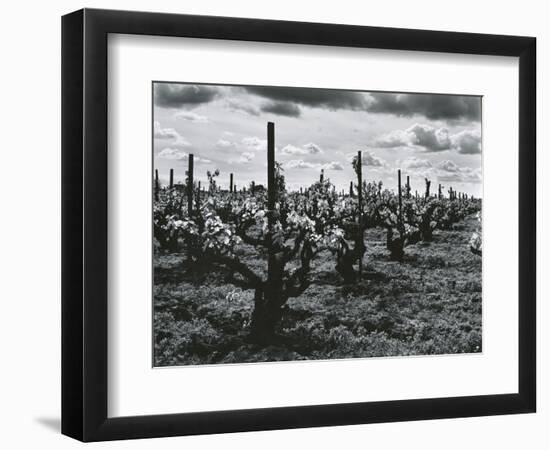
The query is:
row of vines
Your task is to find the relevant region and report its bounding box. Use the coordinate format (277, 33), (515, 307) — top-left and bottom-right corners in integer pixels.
(154, 122), (482, 344)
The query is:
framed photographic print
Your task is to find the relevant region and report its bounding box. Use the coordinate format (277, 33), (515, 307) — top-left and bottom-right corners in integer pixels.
(61, 8), (536, 442)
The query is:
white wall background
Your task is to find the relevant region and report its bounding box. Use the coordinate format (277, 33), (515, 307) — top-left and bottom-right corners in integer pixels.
(0, 0), (546, 448)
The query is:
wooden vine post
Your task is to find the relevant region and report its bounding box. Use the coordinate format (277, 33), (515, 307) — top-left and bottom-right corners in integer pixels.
(169, 168), (174, 189)
(154, 169), (159, 201)
(187, 154), (194, 216)
(230, 173), (234, 194)
(406, 175), (411, 198)
(185, 154), (194, 264)
(398, 169), (403, 232)
(357, 150), (363, 281)
(425, 178), (431, 199)
(267, 122), (276, 280)
(257, 120), (285, 338)
(196, 180), (201, 211)
(248, 122), (317, 342)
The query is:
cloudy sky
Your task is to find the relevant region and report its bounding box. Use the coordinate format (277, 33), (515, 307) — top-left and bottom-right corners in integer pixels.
(153, 82), (482, 197)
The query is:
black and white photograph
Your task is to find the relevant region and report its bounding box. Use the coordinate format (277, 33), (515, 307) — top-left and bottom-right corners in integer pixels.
(0, 0), (542, 447)
(152, 82), (483, 366)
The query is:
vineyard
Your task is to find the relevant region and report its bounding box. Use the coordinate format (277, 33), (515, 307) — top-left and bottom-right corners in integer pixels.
(153, 122), (482, 366)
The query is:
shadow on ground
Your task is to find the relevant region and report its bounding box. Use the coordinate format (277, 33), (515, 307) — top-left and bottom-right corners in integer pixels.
(35, 417), (61, 433)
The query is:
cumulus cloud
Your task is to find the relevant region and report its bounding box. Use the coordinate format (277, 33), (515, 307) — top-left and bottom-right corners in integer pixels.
(303, 143), (323, 154)
(285, 160), (318, 170)
(281, 145), (305, 155)
(244, 85), (370, 111)
(285, 160), (343, 170)
(401, 157), (433, 169)
(451, 129), (481, 154)
(174, 111), (209, 123)
(322, 161), (344, 170)
(373, 124), (480, 153)
(368, 93), (481, 121)
(397, 157), (480, 184)
(157, 148), (211, 163)
(216, 139), (236, 148)
(154, 121), (191, 147)
(261, 101), (301, 117)
(157, 148), (187, 160)
(361, 151), (386, 167)
(281, 142), (323, 155)
(437, 160), (459, 172)
(407, 124), (451, 151)
(347, 150), (386, 166)
(239, 152), (255, 163)
(154, 121), (178, 139)
(436, 160), (481, 183)
(242, 136), (267, 151)
(373, 129), (412, 148)
(154, 84), (219, 108)
(374, 123), (450, 151)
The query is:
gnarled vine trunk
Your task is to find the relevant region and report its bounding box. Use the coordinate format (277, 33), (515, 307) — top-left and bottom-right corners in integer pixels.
(249, 243), (313, 344)
(386, 226), (405, 262)
(335, 233), (366, 284)
(249, 287), (286, 344)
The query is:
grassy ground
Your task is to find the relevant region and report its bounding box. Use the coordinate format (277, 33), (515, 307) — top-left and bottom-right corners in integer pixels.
(153, 214), (482, 366)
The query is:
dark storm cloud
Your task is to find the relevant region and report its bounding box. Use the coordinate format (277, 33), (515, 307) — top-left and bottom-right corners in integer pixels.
(244, 86), (369, 111)
(155, 83), (481, 123)
(154, 84), (220, 108)
(261, 101), (301, 117)
(245, 86), (480, 122)
(226, 99), (260, 116)
(368, 93), (481, 121)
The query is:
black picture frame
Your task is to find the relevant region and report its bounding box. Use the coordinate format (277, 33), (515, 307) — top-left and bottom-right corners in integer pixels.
(62, 8), (536, 442)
